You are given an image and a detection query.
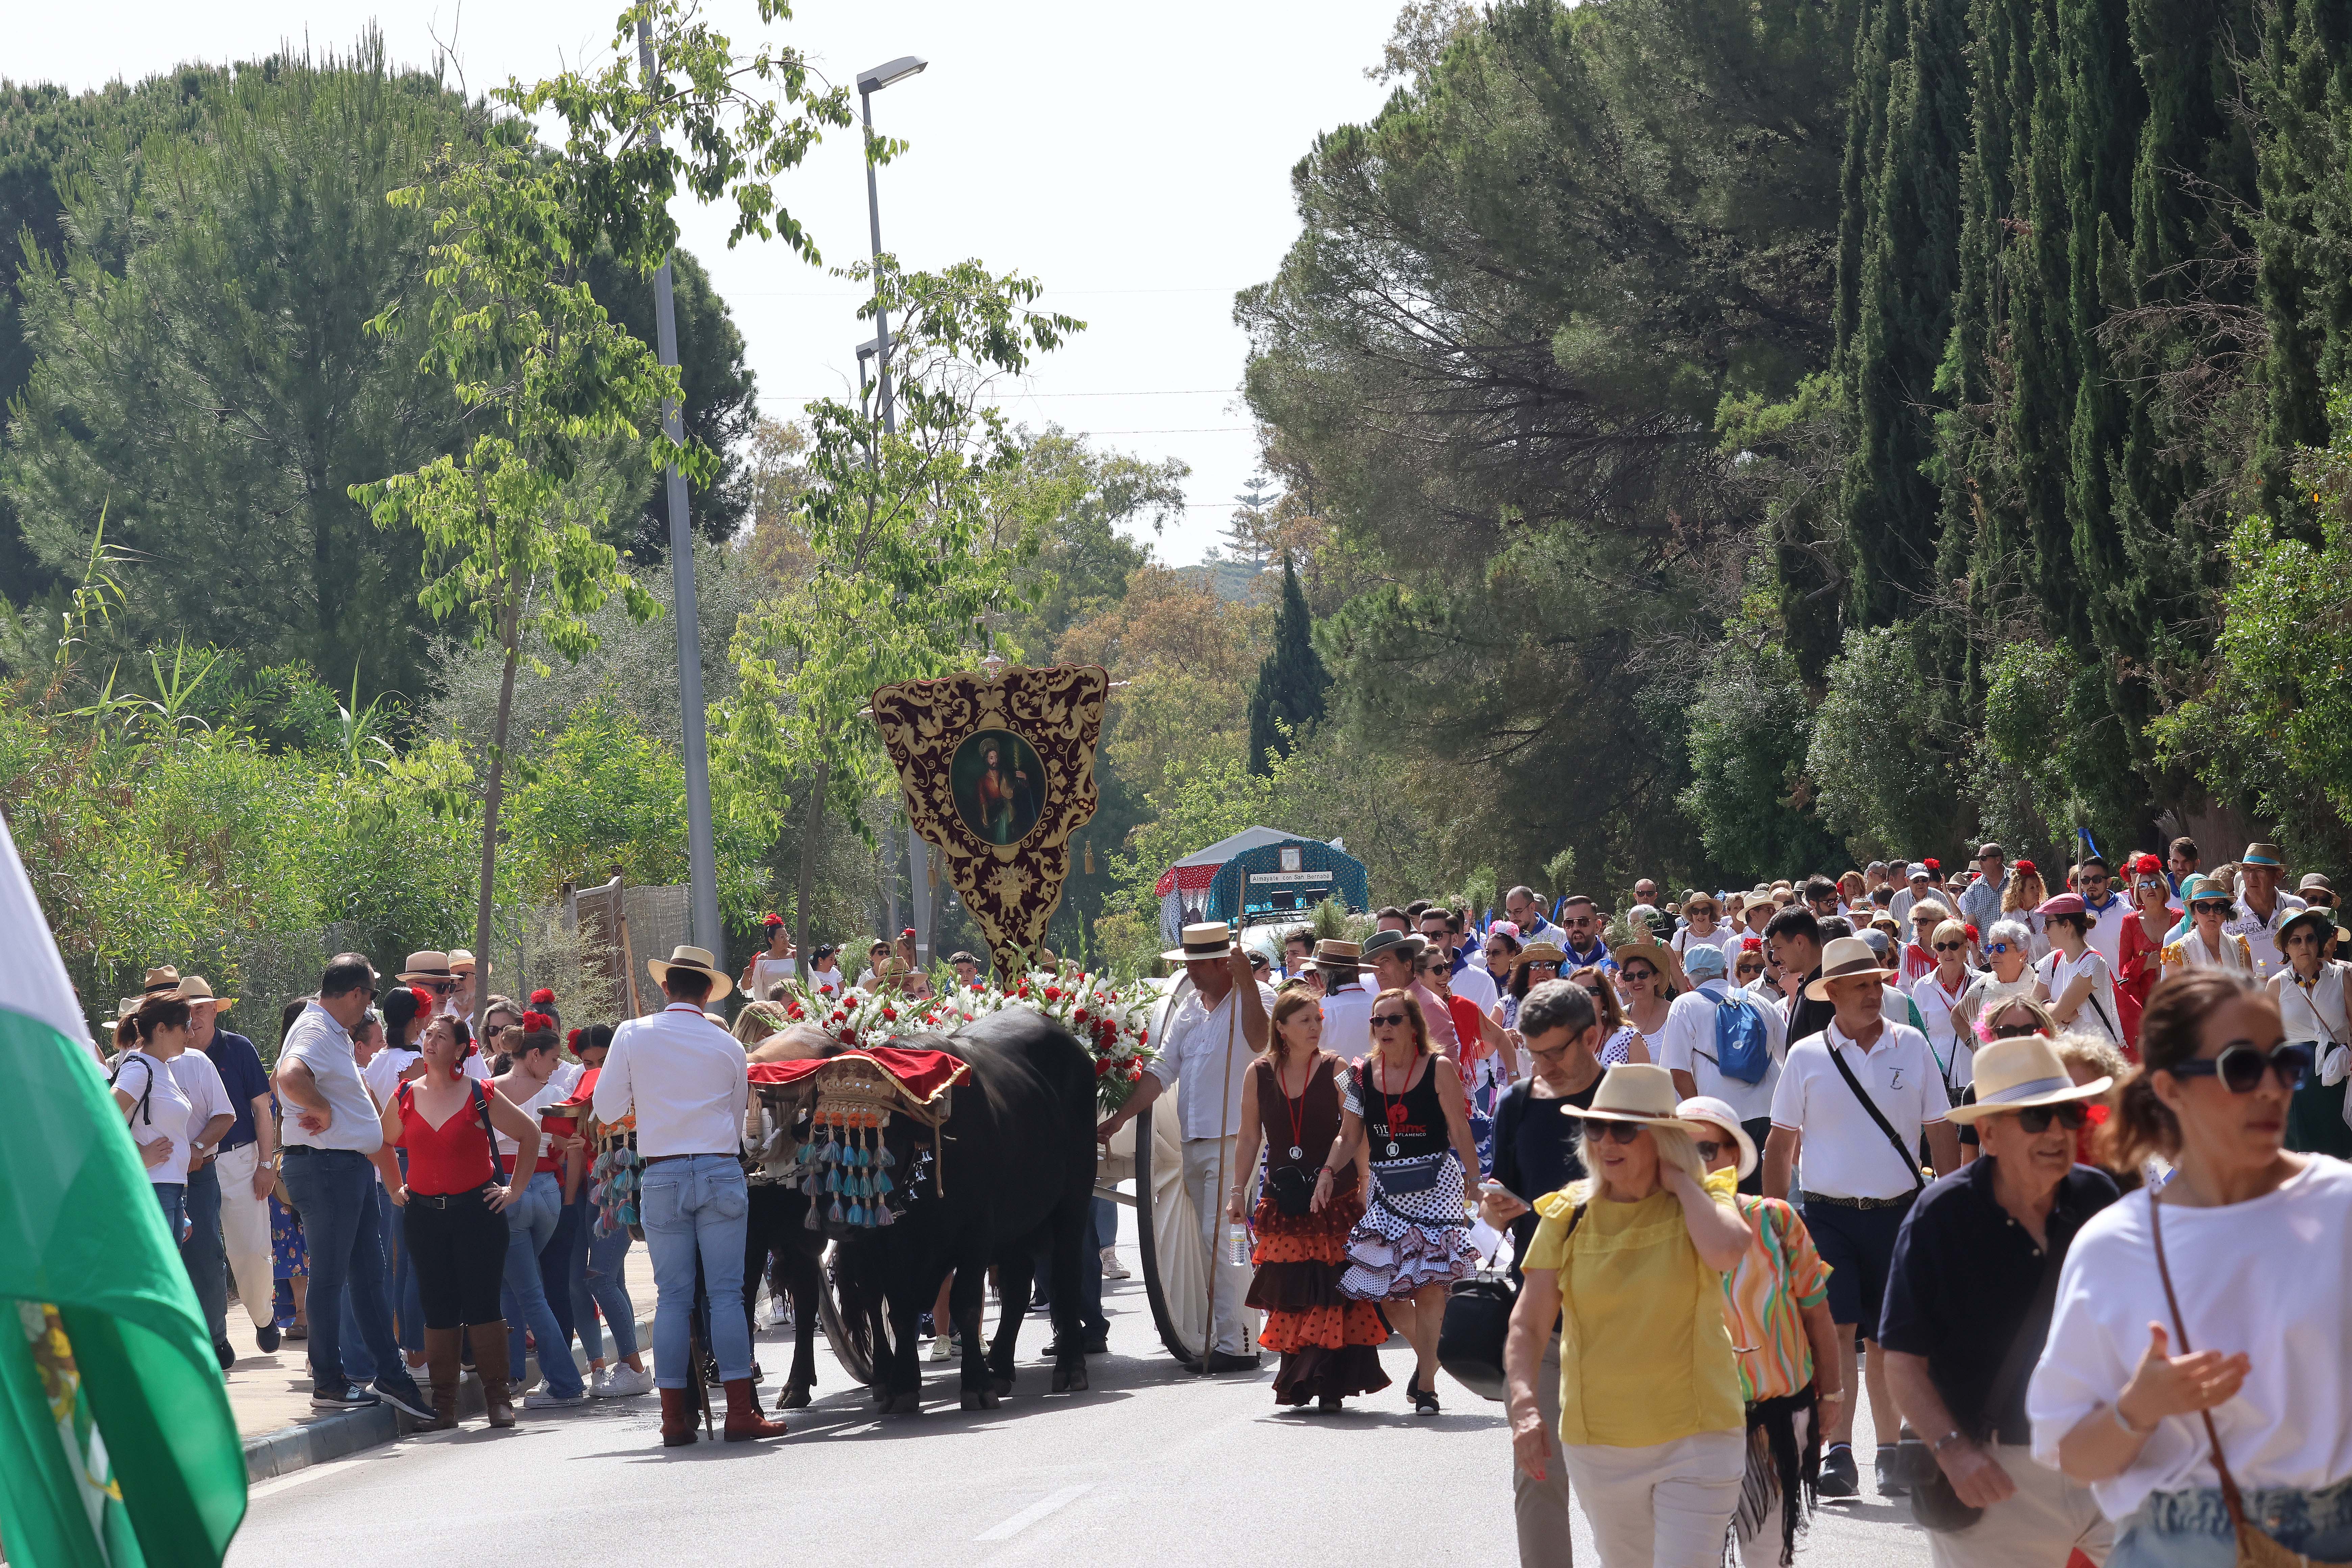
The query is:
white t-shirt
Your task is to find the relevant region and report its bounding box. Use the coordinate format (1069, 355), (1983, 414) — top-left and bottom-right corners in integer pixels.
(747, 954), (799, 1001)
(1147, 981), (1282, 1140)
(1320, 982), (1373, 1064)
(114, 1050), (195, 1185)
(1658, 979), (1786, 1122)
(362, 1047), (424, 1106)
(1448, 958), (1498, 1014)
(279, 1002), (384, 1154)
(1768, 1019), (1950, 1200)
(169, 1049), (234, 1152)
(2037, 947), (2122, 1044)
(2030, 1159), (2352, 1521)
(1909, 969), (1979, 1094)
(1671, 923), (1742, 961)
(494, 1075), (566, 1158)
(2081, 892), (2129, 973)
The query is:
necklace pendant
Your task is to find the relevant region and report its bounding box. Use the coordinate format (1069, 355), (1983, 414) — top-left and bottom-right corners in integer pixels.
(1288, 1145), (1304, 1160)
(1386, 1141), (1399, 1157)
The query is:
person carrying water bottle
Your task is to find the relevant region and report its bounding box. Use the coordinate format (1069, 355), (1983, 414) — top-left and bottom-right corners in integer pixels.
(1659, 943), (1787, 1195)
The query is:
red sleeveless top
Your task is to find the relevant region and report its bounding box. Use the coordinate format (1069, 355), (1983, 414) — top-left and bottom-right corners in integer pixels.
(395, 1081), (501, 1195)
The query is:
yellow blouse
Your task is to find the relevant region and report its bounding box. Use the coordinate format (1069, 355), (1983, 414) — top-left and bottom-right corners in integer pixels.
(1521, 1168), (1746, 1448)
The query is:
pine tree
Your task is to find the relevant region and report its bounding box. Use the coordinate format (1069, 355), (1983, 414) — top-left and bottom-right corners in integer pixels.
(1245, 555), (1329, 774)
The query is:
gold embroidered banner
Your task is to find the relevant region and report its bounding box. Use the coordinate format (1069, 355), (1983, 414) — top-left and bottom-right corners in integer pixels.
(871, 663), (1108, 974)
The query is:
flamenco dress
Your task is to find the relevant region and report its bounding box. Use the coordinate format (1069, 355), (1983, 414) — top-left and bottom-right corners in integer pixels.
(1337, 1054), (1479, 1304)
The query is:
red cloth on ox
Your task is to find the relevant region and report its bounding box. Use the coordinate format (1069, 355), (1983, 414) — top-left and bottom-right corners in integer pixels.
(746, 1046), (972, 1104)
(557, 1067), (600, 1109)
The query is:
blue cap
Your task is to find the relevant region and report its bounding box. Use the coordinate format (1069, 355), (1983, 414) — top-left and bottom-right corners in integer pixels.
(1682, 944), (1728, 979)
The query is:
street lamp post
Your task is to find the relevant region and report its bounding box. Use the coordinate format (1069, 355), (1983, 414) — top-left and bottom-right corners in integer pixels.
(856, 54), (934, 966)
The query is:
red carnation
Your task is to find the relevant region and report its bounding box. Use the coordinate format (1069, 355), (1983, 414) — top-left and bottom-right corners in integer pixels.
(408, 985), (433, 1013)
(521, 1010), (554, 1032)
(882, 1007), (898, 1022)
(529, 988), (556, 1006)
(566, 1028), (581, 1048)
(1044, 985), (1061, 1001)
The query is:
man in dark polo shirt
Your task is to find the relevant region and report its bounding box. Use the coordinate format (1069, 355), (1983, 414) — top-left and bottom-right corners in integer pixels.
(1880, 1034), (2120, 1565)
(1765, 906), (1833, 1047)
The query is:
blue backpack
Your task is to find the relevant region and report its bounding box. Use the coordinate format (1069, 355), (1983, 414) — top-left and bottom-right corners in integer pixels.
(1709, 990), (1772, 1085)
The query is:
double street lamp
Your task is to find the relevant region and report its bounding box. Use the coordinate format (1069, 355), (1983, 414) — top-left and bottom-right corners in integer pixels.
(856, 54), (934, 962)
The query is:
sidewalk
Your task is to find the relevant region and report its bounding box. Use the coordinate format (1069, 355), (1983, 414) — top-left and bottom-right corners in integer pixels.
(226, 1238), (659, 1479)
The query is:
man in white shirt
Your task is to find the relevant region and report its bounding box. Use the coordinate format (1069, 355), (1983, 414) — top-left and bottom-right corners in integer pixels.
(1891, 863), (1931, 924)
(2225, 842), (2307, 977)
(593, 945), (784, 1446)
(1504, 885), (1569, 949)
(1095, 924), (1272, 1371)
(273, 954), (434, 1420)
(1658, 944), (1786, 1192)
(1763, 937), (1960, 1498)
(2075, 855), (2131, 974)
(1316, 941), (1373, 1062)
(1422, 908), (1498, 1013)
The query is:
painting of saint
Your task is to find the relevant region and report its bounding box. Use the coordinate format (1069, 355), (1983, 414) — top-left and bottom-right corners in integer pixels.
(953, 729), (1043, 845)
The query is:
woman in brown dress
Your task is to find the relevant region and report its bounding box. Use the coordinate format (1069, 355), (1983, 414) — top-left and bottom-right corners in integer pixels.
(1227, 987), (1391, 1411)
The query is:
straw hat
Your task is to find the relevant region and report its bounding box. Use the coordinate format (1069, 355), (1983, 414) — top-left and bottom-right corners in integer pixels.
(1945, 1036), (2111, 1124)
(98, 996), (144, 1029)
(397, 951), (456, 983)
(140, 966), (182, 997)
(166, 975), (236, 1011)
(646, 944), (734, 1001)
(2241, 842), (2285, 868)
(1161, 921), (1237, 963)
(1611, 938), (1687, 991)
(1565, 1064), (1711, 1136)
(2279, 905), (2351, 950)
(1674, 1095), (1759, 1178)
(1802, 935), (1898, 1002)
(447, 948), (488, 976)
(1313, 938), (1362, 967)
(1515, 941), (1568, 971)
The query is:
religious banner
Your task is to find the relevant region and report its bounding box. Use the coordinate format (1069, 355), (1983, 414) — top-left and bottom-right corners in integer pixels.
(870, 662), (1109, 973)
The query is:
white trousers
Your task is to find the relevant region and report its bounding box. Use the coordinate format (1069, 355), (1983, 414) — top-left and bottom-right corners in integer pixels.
(1563, 1429), (1746, 1568)
(1927, 1444), (2113, 1568)
(1179, 1135), (1256, 1356)
(215, 1143), (277, 1332)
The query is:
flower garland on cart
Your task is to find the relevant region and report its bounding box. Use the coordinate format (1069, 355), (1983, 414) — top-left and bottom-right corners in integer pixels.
(762, 969), (1160, 1114)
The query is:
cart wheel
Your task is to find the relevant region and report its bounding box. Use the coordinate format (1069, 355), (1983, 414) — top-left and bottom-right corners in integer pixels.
(820, 1241), (885, 1388)
(1133, 1100), (1205, 1366)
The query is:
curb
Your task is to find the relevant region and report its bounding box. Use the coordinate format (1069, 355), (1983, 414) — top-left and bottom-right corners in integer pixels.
(242, 1313), (657, 1484)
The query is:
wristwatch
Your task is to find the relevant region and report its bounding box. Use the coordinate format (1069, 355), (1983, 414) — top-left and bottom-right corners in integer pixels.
(1930, 1429), (1968, 1453)
(2111, 1398), (2158, 1437)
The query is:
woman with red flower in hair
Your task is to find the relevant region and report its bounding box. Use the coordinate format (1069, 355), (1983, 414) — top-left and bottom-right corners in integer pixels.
(1226, 988), (1391, 1412)
(740, 914), (799, 1002)
(488, 1015), (589, 1408)
(2114, 854), (2175, 1055)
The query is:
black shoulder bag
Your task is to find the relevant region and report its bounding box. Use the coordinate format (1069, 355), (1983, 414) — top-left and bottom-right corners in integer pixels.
(1909, 1245), (2065, 1531)
(1824, 1040), (1928, 1193)
(1441, 1202), (1584, 1402)
(475, 1081), (508, 1186)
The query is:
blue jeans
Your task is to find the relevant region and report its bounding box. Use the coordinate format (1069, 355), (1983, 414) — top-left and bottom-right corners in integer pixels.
(154, 1183), (188, 1246)
(538, 1187), (582, 1349)
(390, 1150), (422, 1353)
(640, 1155), (750, 1389)
(337, 1186), (391, 1383)
(499, 1171), (583, 1397)
(180, 1160), (227, 1343)
(279, 1148), (403, 1393)
(1095, 1193), (1117, 1247)
(579, 1218), (638, 1362)
(2113, 1477), (2352, 1567)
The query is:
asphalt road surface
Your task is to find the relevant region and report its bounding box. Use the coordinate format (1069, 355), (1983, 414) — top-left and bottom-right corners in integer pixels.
(229, 1244), (1934, 1567)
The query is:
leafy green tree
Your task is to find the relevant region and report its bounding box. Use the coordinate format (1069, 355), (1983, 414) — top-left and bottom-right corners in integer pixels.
(1245, 554), (1329, 773)
(356, 0), (851, 1020)
(719, 258), (1078, 964)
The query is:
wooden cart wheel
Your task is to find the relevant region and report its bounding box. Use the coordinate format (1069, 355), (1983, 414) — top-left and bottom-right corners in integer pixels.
(1129, 976), (1258, 1366)
(820, 1240), (885, 1388)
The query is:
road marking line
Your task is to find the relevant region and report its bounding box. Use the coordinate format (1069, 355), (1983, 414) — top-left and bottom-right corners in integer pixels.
(974, 1484), (1091, 1541)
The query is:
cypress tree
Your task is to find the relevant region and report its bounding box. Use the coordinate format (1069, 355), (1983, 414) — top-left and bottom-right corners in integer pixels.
(1245, 555), (1331, 775)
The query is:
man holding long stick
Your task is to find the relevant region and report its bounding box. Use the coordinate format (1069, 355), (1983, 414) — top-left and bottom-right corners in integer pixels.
(1098, 922), (1273, 1372)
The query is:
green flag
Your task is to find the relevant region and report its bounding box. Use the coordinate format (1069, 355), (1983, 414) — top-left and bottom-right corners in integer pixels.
(0, 810), (245, 1567)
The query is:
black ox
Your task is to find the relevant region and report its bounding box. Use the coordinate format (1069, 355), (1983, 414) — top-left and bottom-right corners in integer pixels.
(827, 1005), (1100, 1413)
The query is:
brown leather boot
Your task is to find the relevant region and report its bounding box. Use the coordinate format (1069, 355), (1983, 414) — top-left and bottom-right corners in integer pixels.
(722, 1378), (787, 1442)
(659, 1385), (699, 1447)
(422, 1327), (462, 1430)
(473, 1322), (516, 1428)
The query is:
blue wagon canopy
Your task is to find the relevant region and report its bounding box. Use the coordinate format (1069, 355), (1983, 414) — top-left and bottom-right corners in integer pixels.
(1202, 835), (1368, 930)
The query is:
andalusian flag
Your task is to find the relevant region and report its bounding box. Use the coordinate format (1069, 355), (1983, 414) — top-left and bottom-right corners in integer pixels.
(0, 810), (245, 1567)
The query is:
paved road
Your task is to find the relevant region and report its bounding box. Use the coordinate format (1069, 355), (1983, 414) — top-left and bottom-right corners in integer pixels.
(229, 1244), (1933, 1567)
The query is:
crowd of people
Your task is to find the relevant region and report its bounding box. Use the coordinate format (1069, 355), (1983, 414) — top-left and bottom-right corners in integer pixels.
(1184, 839), (2352, 1568)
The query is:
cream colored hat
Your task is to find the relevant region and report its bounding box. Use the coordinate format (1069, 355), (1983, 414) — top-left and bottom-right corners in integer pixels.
(397, 951), (455, 983)
(167, 975), (236, 1011)
(1161, 921), (1236, 963)
(140, 966), (183, 997)
(1674, 1095), (1759, 1178)
(647, 945), (734, 1001)
(1566, 1063), (1711, 1136)
(447, 948), (488, 976)
(1945, 1036), (2112, 1124)
(1802, 935), (1898, 1002)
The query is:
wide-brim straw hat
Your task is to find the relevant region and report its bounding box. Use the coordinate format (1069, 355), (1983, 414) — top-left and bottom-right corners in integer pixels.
(1313, 938), (1362, 967)
(1611, 939), (1686, 989)
(98, 996), (144, 1029)
(1945, 1036), (2112, 1124)
(140, 966), (182, 997)
(1161, 921), (1237, 963)
(448, 948), (488, 976)
(1674, 1094), (1759, 1178)
(1567, 1064), (1712, 1136)
(167, 975), (236, 1011)
(1803, 935), (1899, 1002)
(646, 945), (734, 1001)
(1514, 941), (1568, 971)
(398, 951), (456, 983)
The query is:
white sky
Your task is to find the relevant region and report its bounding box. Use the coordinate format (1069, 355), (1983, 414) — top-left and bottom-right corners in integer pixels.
(12, 0), (1404, 564)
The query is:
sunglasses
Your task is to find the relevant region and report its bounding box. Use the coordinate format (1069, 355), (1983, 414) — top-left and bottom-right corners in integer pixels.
(2164, 1042), (2312, 1094)
(1581, 985), (1607, 1000)
(1986, 942), (2014, 955)
(2007, 1102), (2089, 1134)
(1990, 1021), (2042, 1039)
(1530, 960), (1561, 972)
(2192, 901), (2230, 915)
(1582, 1121), (1648, 1145)
(1736, 962), (1764, 975)
(1694, 1139), (1730, 1161)
(1622, 967), (1656, 983)
(1933, 941), (1965, 952)
(1564, 918), (1593, 929)
(1369, 1013), (1410, 1028)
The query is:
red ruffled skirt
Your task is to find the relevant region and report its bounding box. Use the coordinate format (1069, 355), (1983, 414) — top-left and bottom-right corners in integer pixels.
(1245, 1176), (1391, 1405)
